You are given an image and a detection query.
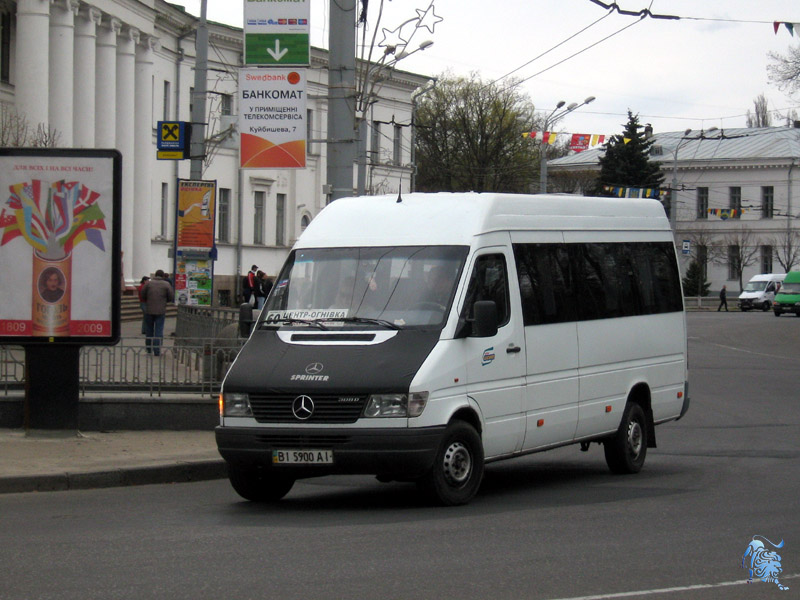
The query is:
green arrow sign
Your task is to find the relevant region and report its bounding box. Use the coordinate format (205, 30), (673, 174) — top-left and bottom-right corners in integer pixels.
(245, 34), (309, 66)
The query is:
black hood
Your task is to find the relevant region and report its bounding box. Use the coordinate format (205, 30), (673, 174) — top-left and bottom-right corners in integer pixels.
(225, 328), (441, 395)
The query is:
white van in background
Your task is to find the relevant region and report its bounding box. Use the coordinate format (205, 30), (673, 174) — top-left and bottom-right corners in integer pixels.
(216, 193), (689, 506)
(738, 273), (785, 311)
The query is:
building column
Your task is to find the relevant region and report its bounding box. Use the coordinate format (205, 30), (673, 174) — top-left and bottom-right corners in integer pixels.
(48, 0), (79, 146)
(14, 0), (50, 131)
(116, 26), (139, 284)
(73, 6), (102, 148)
(133, 35), (157, 280)
(95, 17), (121, 148)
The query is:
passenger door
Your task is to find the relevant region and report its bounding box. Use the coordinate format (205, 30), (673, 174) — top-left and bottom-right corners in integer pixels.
(460, 246), (526, 458)
(512, 237), (580, 450)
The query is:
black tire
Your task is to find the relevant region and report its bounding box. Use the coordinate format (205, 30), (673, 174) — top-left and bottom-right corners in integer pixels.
(604, 403), (647, 474)
(774, 311), (781, 317)
(227, 464), (295, 502)
(418, 421), (484, 506)
(762, 301), (771, 312)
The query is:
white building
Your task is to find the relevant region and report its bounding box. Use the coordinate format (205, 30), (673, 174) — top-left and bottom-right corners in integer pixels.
(548, 126), (800, 293)
(1, 0), (430, 304)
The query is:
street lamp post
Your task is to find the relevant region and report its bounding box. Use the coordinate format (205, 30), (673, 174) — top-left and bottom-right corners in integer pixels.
(539, 96), (595, 194)
(355, 40), (433, 196)
(670, 127), (717, 230)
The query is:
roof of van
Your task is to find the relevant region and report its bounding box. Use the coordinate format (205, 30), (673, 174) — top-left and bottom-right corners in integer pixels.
(783, 271), (800, 282)
(749, 273), (786, 281)
(296, 193), (671, 248)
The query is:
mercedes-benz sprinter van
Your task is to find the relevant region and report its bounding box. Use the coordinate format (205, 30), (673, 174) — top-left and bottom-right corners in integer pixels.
(738, 273), (785, 311)
(216, 193), (689, 505)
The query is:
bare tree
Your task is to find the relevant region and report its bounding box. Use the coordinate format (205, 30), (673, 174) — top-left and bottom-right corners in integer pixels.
(768, 45), (800, 98)
(719, 227), (761, 292)
(0, 102), (61, 147)
(414, 72), (539, 193)
(769, 228), (800, 272)
(745, 94), (772, 128)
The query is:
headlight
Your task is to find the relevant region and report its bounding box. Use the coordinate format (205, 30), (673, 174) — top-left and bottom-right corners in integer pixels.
(222, 392), (253, 417)
(363, 392), (429, 417)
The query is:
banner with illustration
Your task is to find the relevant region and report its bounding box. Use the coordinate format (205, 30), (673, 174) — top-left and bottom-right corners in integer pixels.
(0, 149), (121, 344)
(174, 180), (216, 307)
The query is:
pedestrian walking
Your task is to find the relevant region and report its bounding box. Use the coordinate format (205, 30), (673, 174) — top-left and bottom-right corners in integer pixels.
(141, 269), (174, 356)
(718, 285), (728, 312)
(136, 276), (150, 335)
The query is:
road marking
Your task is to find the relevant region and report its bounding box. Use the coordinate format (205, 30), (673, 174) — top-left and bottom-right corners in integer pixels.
(545, 573), (798, 600)
(700, 341), (797, 362)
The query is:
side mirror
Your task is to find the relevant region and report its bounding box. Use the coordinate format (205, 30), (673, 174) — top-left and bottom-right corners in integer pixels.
(472, 300), (498, 337)
(239, 303), (254, 338)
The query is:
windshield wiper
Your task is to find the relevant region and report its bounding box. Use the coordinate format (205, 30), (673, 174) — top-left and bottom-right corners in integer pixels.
(261, 317), (329, 330)
(321, 317), (401, 330)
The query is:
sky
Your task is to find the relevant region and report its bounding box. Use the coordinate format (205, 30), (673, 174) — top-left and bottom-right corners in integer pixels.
(169, 0), (800, 138)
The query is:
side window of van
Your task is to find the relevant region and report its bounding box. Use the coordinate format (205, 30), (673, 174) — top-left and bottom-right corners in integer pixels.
(513, 243), (577, 326)
(461, 254), (510, 328)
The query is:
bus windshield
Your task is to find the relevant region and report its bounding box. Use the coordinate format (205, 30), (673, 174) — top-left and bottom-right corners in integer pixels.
(261, 246), (468, 329)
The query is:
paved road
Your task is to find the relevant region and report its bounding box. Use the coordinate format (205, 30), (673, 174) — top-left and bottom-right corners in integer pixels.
(0, 312), (797, 600)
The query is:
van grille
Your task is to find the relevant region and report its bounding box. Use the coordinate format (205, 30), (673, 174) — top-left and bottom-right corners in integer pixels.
(249, 394), (366, 424)
(254, 433), (352, 448)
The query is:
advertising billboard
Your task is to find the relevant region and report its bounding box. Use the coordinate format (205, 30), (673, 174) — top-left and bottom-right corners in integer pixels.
(0, 149), (121, 344)
(239, 67), (307, 169)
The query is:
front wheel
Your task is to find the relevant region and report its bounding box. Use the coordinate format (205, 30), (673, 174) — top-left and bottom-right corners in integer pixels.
(762, 301), (771, 311)
(418, 421), (484, 506)
(604, 403), (647, 474)
(774, 310), (781, 317)
(227, 464), (295, 502)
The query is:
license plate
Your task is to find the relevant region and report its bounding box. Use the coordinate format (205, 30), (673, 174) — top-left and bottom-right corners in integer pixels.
(272, 449), (334, 465)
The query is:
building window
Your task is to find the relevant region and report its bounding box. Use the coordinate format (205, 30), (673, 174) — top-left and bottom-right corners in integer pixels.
(189, 86), (194, 116)
(727, 245), (740, 280)
(371, 121), (380, 161)
(762, 186), (774, 218)
(217, 187), (230, 243)
(393, 124), (402, 165)
(1, 12), (11, 83)
(161, 183), (169, 238)
(220, 93), (233, 116)
(254, 191), (265, 245)
(696, 187), (708, 219)
(761, 245), (773, 274)
(276, 193), (286, 247)
(163, 81), (171, 121)
(300, 214), (310, 232)
(729, 186), (742, 218)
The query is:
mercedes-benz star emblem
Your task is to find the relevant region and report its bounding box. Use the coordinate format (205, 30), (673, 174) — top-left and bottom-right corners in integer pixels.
(305, 362), (324, 375)
(292, 395), (314, 420)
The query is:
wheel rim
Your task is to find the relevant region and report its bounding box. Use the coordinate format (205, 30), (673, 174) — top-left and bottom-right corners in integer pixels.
(626, 420), (643, 458)
(442, 441), (472, 486)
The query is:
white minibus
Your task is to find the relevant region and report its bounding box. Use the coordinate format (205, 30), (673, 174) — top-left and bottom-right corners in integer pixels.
(216, 193), (689, 505)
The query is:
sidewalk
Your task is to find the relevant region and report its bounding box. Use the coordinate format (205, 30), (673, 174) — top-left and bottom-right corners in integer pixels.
(0, 316), (229, 495)
(0, 428), (226, 494)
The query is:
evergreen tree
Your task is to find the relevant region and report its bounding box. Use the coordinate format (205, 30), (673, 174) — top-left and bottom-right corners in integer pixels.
(681, 260), (711, 297)
(592, 111), (664, 196)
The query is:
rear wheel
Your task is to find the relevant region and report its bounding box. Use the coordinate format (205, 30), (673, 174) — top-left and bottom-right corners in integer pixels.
(604, 403), (647, 474)
(227, 464), (295, 502)
(418, 421), (484, 506)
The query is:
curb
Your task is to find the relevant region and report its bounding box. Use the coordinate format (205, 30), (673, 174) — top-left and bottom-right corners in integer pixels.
(0, 459), (228, 495)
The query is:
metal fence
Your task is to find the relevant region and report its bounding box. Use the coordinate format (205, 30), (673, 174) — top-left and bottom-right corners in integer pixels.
(1, 305), (249, 397)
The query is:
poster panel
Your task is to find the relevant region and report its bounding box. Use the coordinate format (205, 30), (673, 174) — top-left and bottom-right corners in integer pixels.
(176, 180), (216, 249)
(0, 149), (121, 344)
(239, 68), (307, 169)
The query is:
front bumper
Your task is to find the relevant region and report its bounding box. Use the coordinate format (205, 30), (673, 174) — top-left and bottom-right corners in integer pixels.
(215, 425), (446, 480)
(773, 303), (800, 315)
